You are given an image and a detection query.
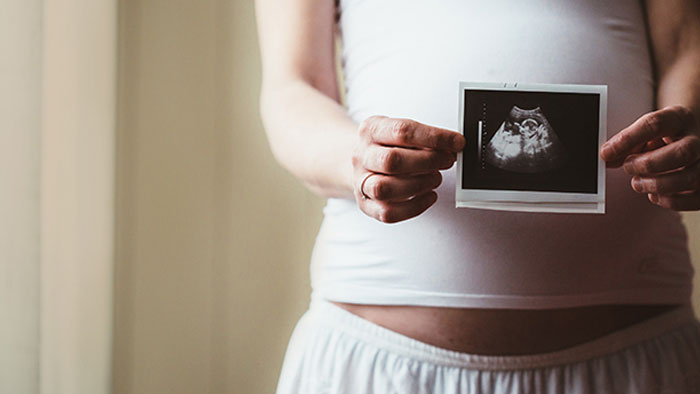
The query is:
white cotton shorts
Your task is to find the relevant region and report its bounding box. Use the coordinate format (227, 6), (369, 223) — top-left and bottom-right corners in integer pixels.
(276, 299), (700, 394)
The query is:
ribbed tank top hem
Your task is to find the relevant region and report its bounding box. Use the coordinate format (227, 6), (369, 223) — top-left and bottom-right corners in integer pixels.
(312, 286), (693, 309)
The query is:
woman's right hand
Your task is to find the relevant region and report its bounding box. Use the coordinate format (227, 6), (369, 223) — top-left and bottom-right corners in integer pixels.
(353, 115), (466, 223)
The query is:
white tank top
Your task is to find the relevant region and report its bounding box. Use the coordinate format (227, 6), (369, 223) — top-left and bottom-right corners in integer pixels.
(310, 0), (694, 309)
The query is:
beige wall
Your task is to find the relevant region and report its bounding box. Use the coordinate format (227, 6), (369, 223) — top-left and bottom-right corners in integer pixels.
(2, 2), (115, 394)
(114, 3), (700, 394)
(114, 1), (323, 393)
(41, 1), (116, 393)
(1, 1), (42, 392)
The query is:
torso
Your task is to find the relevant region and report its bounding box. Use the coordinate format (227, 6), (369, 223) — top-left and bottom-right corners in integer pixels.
(312, 0), (695, 354)
(331, 302), (679, 355)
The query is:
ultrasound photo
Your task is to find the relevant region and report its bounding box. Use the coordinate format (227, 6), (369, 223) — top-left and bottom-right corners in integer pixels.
(484, 106), (566, 174)
(456, 82), (607, 214)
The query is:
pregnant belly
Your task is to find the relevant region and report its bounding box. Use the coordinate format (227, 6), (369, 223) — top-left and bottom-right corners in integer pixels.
(330, 302), (678, 355)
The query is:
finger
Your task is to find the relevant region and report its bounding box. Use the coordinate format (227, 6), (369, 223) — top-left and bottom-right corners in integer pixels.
(648, 191), (700, 211)
(363, 145), (456, 174)
(643, 138), (666, 152)
(363, 191), (438, 223)
(361, 116), (465, 152)
(601, 106), (695, 162)
(363, 172), (442, 201)
(605, 137), (660, 168)
(605, 143), (645, 168)
(631, 162), (700, 194)
(622, 135), (700, 175)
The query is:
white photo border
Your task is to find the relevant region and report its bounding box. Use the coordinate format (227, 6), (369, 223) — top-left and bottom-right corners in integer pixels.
(455, 82), (608, 214)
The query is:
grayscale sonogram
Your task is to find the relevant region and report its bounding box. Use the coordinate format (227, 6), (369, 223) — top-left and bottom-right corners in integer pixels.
(484, 106), (566, 174)
(456, 82), (607, 214)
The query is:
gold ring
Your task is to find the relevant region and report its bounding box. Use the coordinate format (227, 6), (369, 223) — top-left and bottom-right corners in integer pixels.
(360, 173), (374, 200)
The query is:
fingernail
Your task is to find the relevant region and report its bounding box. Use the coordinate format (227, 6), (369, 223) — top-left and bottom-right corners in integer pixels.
(649, 193), (658, 203)
(623, 158), (635, 174)
(453, 134), (466, 150)
(631, 177), (641, 192)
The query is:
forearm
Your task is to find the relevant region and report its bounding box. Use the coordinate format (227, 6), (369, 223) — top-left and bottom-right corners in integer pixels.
(645, 0), (700, 119)
(260, 78), (357, 199)
(656, 51), (700, 119)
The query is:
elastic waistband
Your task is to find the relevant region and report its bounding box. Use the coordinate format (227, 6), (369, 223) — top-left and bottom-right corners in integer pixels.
(308, 298), (698, 371)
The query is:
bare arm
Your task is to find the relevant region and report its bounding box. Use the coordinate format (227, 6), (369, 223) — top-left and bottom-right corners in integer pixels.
(600, 0), (700, 210)
(255, 0), (465, 222)
(646, 0), (700, 115)
(255, 0), (355, 198)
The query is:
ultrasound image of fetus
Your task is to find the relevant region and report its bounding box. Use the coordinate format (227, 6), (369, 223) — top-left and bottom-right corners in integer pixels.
(484, 106), (566, 173)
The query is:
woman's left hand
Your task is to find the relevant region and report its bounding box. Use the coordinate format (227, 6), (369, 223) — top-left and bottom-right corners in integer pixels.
(600, 105), (700, 211)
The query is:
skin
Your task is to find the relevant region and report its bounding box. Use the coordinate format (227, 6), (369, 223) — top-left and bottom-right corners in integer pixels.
(602, 105), (700, 210)
(255, 0), (464, 221)
(601, 0), (700, 209)
(256, 0), (700, 355)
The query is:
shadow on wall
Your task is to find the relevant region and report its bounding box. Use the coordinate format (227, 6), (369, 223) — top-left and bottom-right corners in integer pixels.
(114, 1), (324, 394)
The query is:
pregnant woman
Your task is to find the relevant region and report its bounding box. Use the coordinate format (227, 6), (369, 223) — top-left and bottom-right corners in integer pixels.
(256, 0), (700, 392)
